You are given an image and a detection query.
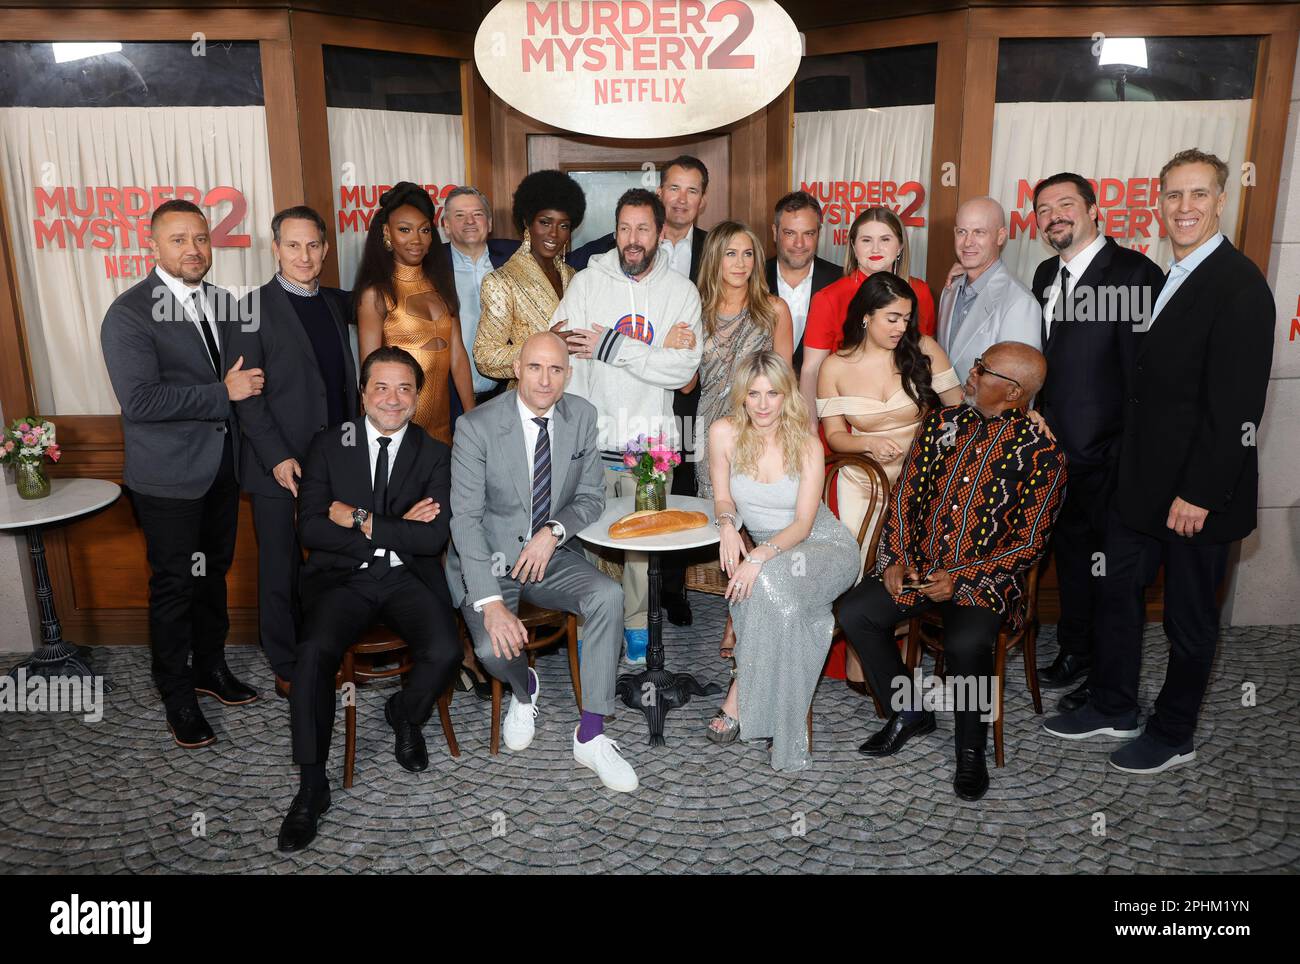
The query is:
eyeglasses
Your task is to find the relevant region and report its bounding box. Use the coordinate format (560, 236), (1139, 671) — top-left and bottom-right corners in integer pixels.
(971, 357), (1021, 388)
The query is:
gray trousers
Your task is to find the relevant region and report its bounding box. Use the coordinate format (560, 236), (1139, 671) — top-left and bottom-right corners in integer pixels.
(460, 547), (623, 715)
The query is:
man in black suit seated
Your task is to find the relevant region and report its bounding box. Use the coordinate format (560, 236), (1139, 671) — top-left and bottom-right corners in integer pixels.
(100, 199), (263, 749)
(231, 206), (358, 688)
(278, 347), (460, 852)
(1045, 149), (1275, 774)
(1028, 173), (1163, 710)
(765, 190), (841, 382)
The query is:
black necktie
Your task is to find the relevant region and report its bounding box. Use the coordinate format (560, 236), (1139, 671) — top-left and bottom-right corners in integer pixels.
(190, 291), (221, 375)
(370, 436), (391, 577)
(531, 417), (552, 536)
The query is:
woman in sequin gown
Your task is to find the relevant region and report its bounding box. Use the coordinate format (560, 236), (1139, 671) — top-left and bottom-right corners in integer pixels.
(707, 351), (859, 772)
(356, 181), (474, 445)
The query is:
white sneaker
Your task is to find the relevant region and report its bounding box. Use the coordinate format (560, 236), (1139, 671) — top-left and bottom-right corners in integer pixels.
(573, 726), (639, 792)
(502, 669), (540, 751)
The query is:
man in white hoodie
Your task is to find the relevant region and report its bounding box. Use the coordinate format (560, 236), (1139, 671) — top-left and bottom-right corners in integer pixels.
(552, 188), (704, 663)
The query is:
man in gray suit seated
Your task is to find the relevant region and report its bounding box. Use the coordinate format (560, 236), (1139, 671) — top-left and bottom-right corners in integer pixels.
(446, 331), (638, 793)
(100, 199), (265, 749)
(937, 197), (1042, 383)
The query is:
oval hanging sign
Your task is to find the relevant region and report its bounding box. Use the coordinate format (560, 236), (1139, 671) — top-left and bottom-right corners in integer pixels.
(474, 0), (803, 139)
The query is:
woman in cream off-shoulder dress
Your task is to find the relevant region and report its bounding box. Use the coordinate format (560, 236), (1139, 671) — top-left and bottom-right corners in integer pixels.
(817, 272), (964, 582)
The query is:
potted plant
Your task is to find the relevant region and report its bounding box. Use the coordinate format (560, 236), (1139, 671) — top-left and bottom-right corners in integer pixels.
(1, 418), (61, 500)
(621, 433), (681, 512)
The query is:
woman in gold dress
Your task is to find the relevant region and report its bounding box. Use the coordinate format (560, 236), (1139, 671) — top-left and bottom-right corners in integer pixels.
(356, 181), (474, 445)
(474, 170), (586, 381)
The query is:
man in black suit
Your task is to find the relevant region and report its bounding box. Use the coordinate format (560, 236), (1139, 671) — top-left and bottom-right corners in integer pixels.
(1028, 173), (1163, 710)
(764, 190), (841, 385)
(101, 199), (264, 748)
(1045, 150), (1275, 774)
(231, 206), (358, 687)
(278, 346), (461, 852)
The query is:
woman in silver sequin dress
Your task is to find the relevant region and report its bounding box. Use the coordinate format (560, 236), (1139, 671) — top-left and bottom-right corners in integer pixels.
(706, 351), (860, 772)
(683, 221), (794, 660)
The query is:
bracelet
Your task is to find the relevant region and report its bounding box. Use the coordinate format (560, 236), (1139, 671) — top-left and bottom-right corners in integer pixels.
(714, 511), (740, 530)
(759, 541), (783, 556)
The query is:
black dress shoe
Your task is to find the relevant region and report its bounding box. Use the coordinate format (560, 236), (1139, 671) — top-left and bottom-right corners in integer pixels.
(1057, 682), (1090, 714)
(858, 711), (936, 756)
(166, 703), (216, 749)
(274, 675), (291, 700)
(384, 692), (429, 772)
(194, 663), (259, 705)
(1039, 652), (1091, 689)
(953, 747), (989, 801)
(663, 591), (693, 626)
(277, 785), (331, 853)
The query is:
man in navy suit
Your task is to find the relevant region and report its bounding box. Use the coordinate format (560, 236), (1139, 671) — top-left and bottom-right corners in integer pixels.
(1045, 150), (1275, 774)
(1027, 173), (1163, 710)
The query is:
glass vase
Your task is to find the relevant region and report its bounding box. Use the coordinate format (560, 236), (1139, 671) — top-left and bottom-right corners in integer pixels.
(634, 478), (666, 512)
(15, 460), (50, 500)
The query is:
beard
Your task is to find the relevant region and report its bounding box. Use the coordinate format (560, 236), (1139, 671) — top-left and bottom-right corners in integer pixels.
(619, 244), (653, 277)
(1045, 221), (1075, 252)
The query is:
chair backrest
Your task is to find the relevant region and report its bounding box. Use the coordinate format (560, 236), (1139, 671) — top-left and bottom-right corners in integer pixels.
(822, 452), (891, 573)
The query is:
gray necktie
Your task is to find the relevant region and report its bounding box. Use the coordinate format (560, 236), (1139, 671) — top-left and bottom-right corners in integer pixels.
(948, 283), (977, 351)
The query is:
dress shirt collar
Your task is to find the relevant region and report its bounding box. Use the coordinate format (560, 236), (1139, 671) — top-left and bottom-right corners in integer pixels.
(958, 258), (1003, 298)
(155, 264), (204, 304)
(450, 242), (491, 271)
(276, 271), (320, 297)
(1058, 232), (1107, 279)
(1167, 231), (1224, 275)
(364, 415), (409, 454)
(517, 393), (557, 426)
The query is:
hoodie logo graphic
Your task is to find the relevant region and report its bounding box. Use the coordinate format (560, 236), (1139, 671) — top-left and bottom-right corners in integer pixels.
(613, 313), (654, 345)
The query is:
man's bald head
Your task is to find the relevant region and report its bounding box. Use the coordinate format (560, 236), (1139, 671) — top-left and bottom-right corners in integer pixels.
(984, 341), (1047, 397)
(954, 196), (1009, 276)
(514, 330), (570, 415)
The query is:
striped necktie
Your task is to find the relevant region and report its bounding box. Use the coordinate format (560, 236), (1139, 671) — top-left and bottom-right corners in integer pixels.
(530, 417), (551, 536)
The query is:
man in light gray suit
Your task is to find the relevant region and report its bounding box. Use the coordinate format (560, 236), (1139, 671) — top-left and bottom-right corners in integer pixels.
(100, 199), (265, 749)
(937, 197), (1042, 383)
(446, 331), (639, 793)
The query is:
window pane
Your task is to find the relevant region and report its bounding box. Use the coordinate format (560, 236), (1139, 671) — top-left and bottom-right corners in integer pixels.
(324, 46), (461, 113)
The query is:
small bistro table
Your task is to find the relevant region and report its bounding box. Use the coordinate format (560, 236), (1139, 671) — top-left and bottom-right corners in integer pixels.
(577, 495), (722, 746)
(0, 477), (120, 686)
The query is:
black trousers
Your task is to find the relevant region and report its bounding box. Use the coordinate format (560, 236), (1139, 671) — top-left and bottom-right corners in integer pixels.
(661, 382), (700, 600)
(1091, 509), (1230, 746)
(1049, 463), (1111, 658)
(837, 577), (1004, 751)
(129, 433), (239, 713)
(290, 566), (461, 766)
(251, 492), (300, 679)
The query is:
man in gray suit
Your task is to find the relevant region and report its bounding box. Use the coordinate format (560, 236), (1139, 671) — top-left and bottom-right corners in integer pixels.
(936, 197), (1042, 383)
(446, 331), (638, 793)
(101, 199), (265, 749)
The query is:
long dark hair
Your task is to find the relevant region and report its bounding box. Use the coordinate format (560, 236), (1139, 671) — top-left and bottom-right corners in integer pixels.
(837, 272), (939, 412)
(352, 181), (459, 318)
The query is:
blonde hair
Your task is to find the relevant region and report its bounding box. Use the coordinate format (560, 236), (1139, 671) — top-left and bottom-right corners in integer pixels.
(697, 221), (777, 340)
(842, 206), (911, 280)
(727, 350), (810, 479)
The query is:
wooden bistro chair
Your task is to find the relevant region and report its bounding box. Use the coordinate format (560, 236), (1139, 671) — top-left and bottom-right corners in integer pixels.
(901, 565), (1043, 768)
(469, 602), (583, 755)
(339, 624), (460, 788)
(812, 452), (893, 749)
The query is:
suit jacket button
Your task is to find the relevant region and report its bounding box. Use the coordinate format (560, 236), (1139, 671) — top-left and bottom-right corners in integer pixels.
(318, 425), (326, 431)
(518, 536), (525, 543)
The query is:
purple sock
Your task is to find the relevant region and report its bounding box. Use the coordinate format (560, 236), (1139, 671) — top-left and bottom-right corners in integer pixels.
(527, 671), (537, 697)
(576, 710), (604, 743)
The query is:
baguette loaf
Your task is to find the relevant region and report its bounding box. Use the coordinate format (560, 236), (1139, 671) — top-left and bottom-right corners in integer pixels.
(608, 509), (709, 540)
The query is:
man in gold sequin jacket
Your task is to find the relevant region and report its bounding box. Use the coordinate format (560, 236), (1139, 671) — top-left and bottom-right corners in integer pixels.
(838, 341), (1066, 802)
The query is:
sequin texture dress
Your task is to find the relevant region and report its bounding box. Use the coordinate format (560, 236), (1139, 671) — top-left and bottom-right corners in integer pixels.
(694, 306), (772, 499)
(382, 261), (454, 444)
(728, 471), (860, 772)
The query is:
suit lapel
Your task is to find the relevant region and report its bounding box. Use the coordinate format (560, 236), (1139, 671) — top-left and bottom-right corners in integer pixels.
(154, 271), (217, 377)
(386, 422), (422, 512)
(1138, 241), (1227, 359)
(550, 395), (576, 499)
(320, 289), (359, 411)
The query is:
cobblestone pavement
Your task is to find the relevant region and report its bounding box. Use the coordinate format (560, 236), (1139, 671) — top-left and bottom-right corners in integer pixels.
(2, 594), (1297, 874)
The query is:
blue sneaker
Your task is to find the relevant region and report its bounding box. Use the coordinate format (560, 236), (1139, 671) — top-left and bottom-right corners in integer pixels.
(1109, 732), (1196, 774)
(623, 628), (648, 665)
(1042, 703), (1141, 741)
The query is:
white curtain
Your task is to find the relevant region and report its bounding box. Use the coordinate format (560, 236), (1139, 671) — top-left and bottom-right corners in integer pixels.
(0, 105), (276, 415)
(326, 107), (465, 292)
(990, 100), (1252, 285)
(793, 104), (934, 276)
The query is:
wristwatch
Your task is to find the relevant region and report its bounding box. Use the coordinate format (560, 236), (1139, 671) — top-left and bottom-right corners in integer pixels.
(351, 507), (369, 529)
(546, 522), (564, 541)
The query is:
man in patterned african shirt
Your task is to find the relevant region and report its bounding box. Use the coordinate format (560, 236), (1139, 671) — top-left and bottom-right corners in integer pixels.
(838, 341), (1066, 802)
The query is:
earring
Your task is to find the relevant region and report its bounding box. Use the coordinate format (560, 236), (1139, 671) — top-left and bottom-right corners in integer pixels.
(384, 237), (392, 251)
